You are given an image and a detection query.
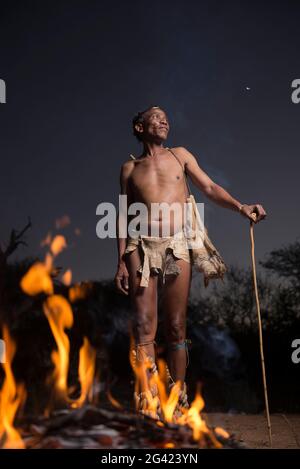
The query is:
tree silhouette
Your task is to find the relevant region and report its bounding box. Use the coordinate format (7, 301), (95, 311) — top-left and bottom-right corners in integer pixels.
(260, 239), (300, 287)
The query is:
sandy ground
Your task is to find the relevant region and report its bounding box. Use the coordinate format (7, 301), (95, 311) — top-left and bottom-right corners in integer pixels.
(205, 413), (300, 449)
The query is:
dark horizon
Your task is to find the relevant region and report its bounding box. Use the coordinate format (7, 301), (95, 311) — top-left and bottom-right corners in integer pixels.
(1, 0), (300, 284)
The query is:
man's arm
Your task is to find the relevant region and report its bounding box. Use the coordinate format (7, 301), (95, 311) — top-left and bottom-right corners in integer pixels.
(176, 147), (267, 222)
(114, 161), (134, 295)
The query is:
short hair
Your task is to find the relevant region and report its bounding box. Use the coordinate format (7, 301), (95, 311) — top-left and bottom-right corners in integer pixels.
(132, 105), (164, 142)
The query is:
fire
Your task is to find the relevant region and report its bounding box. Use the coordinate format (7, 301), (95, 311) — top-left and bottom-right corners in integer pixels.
(215, 426), (230, 439)
(179, 386), (211, 441)
(20, 235), (66, 297)
(71, 337), (96, 408)
(107, 390), (123, 410)
(155, 360), (184, 423)
(130, 344), (161, 420)
(20, 262), (53, 296)
(43, 295), (74, 397)
(50, 235), (67, 256)
(0, 326), (26, 449)
(164, 442), (175, 448)
(44, 252), (53, 271)
(130, 341), (228, 448)
(15, 223), (230, 449)
(62, 269), (72, 286)
(20, 235), (74, 403)
(20, 233), (97, 411)
(69, 282), (92, 302)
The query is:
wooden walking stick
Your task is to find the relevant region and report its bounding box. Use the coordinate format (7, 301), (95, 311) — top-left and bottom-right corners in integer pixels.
(250, 213), (273, 447)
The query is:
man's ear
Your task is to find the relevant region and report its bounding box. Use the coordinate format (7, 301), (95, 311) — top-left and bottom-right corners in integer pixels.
(134, 122), (143, 136)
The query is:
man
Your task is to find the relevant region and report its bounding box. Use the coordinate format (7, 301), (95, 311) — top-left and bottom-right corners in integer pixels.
(115, 105), (267, 418)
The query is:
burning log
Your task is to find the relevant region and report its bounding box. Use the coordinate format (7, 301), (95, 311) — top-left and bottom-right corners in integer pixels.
(20, 404), (243, 449)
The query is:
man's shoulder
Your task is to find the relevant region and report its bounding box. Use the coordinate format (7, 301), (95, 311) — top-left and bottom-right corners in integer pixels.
(168, 146), (191, 158)
(169, 146), (190, 154)
(168, 146), (192, 166)
(120, 159), (135, 178)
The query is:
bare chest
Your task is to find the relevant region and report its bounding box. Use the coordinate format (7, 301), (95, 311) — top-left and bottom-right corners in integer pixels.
(129, 154), (186, 200)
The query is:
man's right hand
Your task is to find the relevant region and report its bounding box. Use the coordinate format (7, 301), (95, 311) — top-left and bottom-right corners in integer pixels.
(114, 261), (129, 295)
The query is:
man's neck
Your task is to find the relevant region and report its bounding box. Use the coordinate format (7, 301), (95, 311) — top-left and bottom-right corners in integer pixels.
(142, 141), (166, 158)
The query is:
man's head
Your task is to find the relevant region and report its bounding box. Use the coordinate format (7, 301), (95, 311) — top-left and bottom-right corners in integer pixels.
(132, 106), (170, 143)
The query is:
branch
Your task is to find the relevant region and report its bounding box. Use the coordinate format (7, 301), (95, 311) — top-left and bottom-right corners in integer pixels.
(4, 217), (32, 259)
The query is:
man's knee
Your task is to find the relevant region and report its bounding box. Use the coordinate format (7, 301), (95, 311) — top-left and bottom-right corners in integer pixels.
(166, 317), (185, 343)
(133, 308), (156, 338)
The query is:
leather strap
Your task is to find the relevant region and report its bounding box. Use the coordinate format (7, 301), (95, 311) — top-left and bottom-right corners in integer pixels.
(168, 338), (192, 368)
(166, 147), (192, 198)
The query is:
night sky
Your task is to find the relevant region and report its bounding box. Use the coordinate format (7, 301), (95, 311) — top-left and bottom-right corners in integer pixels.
(1, 0), (299, 284)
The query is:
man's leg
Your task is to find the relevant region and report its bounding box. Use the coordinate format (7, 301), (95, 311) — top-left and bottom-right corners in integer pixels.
(125, 248), (158, 374)
(161, 258), (192, 387)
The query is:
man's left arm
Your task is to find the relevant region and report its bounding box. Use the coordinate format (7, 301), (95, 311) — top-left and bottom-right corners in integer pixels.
(177, 147), (267, 223)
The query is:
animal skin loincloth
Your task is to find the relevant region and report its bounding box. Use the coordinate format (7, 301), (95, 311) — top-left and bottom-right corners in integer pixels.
(124, 228), (226, 288)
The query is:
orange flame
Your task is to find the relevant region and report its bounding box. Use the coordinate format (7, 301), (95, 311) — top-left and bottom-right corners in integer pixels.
(19, 229), (101, 418)
(20, 262), (53, 296)
(71, 337), (96, 408)
(215, 426), (230, 439)
(43, 295), (73, 398)
(0, 326), (26, 449)
(62, 269), (72, 286)
(164, 442), (175, 448)
(107, 389), (123, 410)
(69, 282), (92, 303)
(50, 235), (67, 257)
(44, 252), (53, 272)
(180, 387), (210, 441)
(129, 342), (162, 420)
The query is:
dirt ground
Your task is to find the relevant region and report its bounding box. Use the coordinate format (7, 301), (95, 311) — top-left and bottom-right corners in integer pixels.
(205, 413), (300, 449)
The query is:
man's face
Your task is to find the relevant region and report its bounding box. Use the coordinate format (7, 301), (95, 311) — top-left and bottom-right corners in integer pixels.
(138, 108), (170, 142)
